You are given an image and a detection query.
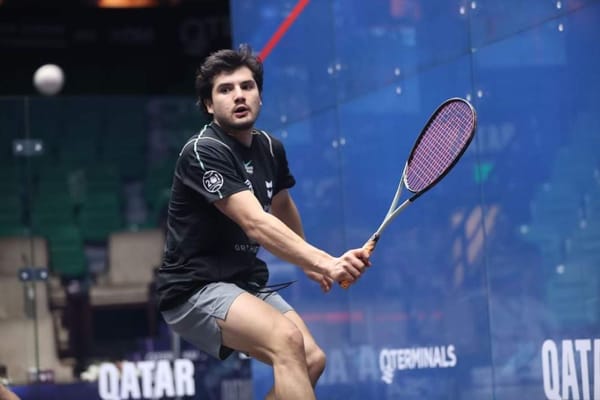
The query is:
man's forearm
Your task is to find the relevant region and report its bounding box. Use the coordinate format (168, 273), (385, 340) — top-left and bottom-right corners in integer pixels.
(246, 211), (330, 274)
(214, 190), (332, 274)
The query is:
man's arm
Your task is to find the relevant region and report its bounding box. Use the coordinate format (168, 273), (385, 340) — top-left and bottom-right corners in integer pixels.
(271, 189), (304, 238)
(213, 190), (368, 283)
(271, 190), (335, 291)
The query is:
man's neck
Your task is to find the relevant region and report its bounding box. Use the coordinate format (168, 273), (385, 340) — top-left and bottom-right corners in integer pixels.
(229, 130), (253, 147)
(213, 121), (253, 147)
(213, 120), (253, 147)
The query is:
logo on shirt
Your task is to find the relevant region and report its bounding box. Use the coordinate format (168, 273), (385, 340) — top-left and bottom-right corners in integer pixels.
(202, 170), (224, 193)
(244, 179), (253, 193)
(265, 180), (273, 199)
(244, 160), (254, 175)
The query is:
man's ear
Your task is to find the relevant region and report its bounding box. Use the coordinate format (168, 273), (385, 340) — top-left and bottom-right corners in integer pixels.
(204, 98), (214, 114)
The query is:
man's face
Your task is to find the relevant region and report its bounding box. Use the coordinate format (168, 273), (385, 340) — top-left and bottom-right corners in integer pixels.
(205, 66), (261, 132)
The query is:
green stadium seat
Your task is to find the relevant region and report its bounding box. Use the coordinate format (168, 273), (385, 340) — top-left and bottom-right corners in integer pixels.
(143, 159), (174, 209)
(101, 136), (146, 182)
(79, 193), (124, 243)
(31, 192), (77, 235)
(100, 101), (147, 181)
(29, 98), (64, 147)
(44, 225), (88, 279)
(0, 194), (25, 236)
(36, 164), (73, 192)
(83, 163), (120, 197)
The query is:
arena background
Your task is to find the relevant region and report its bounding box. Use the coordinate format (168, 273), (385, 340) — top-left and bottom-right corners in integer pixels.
(0, 1), (599, 399)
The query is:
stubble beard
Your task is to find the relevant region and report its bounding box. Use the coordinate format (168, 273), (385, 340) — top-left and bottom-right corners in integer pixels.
(225, 119), (254, 132)
(218, 111), (259, 133)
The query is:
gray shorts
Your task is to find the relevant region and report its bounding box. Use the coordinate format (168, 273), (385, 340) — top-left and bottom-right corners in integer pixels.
(161, 282), (294, 360)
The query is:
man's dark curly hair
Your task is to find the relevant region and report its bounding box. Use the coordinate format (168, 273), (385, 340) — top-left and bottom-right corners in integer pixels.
(195, 44), (264, 115)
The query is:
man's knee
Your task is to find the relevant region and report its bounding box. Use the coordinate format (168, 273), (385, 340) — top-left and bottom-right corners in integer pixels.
(272, 319), (306, 359)
(307, 346), (326, 375)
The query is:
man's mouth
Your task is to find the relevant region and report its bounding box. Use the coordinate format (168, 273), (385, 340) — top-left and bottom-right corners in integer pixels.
(233, 106), (249, 117)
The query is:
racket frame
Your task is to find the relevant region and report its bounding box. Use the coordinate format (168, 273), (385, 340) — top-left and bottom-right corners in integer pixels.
(404, 97), (477, 199)
(374, 97), (477, 239)
(340, 97), (477, 289)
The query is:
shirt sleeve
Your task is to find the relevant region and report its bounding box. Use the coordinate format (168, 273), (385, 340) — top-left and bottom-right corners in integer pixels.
(272, 137), (296, 194)
(177, 139), (250, 203)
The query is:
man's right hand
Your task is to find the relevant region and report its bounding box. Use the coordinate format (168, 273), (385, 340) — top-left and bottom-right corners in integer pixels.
(325, 248), (371, 284)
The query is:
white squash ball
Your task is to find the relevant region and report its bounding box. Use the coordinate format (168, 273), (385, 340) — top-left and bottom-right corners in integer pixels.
(33, 64), (65, 96)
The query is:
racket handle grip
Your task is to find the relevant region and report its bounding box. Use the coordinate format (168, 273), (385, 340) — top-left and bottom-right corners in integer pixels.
(339, 234), (379, 289)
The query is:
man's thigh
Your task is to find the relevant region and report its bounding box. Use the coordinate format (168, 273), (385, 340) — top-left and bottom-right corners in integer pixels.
(162, 281), (247, 360)
(218, 291), (299, 364)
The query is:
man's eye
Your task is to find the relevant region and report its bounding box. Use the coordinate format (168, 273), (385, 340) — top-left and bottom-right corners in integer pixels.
(219, 87), (231, 93)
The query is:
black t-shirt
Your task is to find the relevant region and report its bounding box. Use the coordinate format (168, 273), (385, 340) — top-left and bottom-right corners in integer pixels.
(156, 122), (296, 311)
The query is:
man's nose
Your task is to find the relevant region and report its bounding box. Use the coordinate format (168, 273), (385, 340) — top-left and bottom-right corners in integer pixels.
(233, 86), (245, 101)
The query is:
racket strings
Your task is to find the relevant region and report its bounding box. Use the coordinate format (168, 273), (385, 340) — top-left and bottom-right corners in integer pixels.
(406, 101), (475, 192)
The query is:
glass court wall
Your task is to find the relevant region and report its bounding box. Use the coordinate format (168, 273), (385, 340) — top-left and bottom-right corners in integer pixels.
(232, 1), (600, 399)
